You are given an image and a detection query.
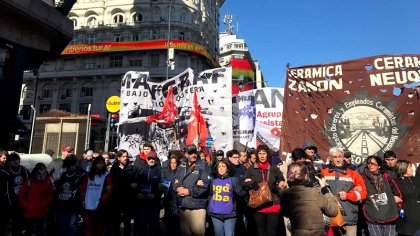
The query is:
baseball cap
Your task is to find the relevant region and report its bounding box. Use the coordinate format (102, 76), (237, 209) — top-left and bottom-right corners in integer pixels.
(146, 151), (158, 160)
(62, 146), (73, 152)
(185, 145), (197, 154)
(216, 150), (224, 157)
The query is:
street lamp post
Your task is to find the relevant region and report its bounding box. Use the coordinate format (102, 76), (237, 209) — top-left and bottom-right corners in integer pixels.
(165, 0), (176, 81)
(29, 105), (36, 154)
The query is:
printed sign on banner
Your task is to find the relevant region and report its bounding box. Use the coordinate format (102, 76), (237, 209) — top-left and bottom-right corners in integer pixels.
(253, 88), (284, 153)
(118, 68), (233, 160)
(281, 55), (420, 164)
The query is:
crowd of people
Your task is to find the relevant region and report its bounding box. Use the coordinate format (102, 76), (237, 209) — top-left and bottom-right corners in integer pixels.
(0, 141), (419, 236)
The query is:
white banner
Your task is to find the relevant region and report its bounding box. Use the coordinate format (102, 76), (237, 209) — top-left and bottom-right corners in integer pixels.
(233, 90), (255, 146)
(118, 68), (233, 160)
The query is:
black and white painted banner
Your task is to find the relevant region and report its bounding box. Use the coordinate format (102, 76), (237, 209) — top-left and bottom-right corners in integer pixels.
(233, 90), (255, 145)
(118, 68), (233, 160)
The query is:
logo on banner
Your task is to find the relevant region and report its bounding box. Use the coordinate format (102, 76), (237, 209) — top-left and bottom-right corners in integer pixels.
(327, 96), (406, 164)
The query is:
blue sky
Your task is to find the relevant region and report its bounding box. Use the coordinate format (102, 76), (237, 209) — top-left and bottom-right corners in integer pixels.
(220, 0), (420, 88)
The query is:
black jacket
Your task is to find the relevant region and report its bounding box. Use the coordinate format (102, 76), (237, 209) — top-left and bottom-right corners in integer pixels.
(110, 162), (138, 208)
(173, 160), (210, 209)
(243, 163), (285, 208)
(136, 163), (162, 205)
(362, 171), (399, 224)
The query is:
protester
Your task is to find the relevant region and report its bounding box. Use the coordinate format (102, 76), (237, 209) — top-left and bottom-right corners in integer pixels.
(244, 148), (256, 169)
(321, 147), (367, 236)
(0, 148), (10, 235)
(18, 162), (54, 235)
(343, 150), (360, 173)
(133, 142), (156, 172)
(281, 162), (338, 236)
(80, 156), (113, 236)
(392, 160), (420, 236)
(55, 155), (85, 236)
(361, 155), (399, 235)
(243, 144), (287, 236)
(383, 150), (398, 179)
(302, 140), (319, 161)
(208, 159), (242, 236)
(102, 152), (113, 171)
(49, 146), (73, 182)
(239, 150), (247, 165)
(174, 145), (210, 236)
(6, 152), (30, 236)
(0, 148), (7, 168)
(79, 149), (94, 173)
(162, 150), (183, 236)
(225, 149), (247, 235)
(109, 149), (137, 236)
(135, 151), (162, 236)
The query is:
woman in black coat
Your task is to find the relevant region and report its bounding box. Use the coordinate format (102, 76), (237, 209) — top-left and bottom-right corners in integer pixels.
(243, 144), (286, 236)
(392, 160), (420, 236)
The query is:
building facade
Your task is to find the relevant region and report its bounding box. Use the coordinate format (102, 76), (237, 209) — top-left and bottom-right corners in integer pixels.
(20, 0), (225, 152)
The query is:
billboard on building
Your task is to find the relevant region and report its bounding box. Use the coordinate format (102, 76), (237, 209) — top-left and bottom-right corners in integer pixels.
(281, 55), (420, 164)
(118, 68), (233, 160)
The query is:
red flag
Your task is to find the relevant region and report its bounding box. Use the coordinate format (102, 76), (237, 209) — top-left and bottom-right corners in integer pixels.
(146, 86), (178, 126)
(186, 90), (208, 148)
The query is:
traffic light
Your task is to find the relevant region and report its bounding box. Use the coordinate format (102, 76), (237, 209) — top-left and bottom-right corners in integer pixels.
(111, 113), (119, 128)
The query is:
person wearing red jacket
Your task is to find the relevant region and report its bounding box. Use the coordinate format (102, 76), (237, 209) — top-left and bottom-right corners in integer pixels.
(80, 156), (113, 236)
(18, 162), (54, 235)
(321, 147), (367, 236)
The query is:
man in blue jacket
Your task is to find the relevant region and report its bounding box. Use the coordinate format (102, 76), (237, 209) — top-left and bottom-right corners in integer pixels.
(173, 145), (210, 236)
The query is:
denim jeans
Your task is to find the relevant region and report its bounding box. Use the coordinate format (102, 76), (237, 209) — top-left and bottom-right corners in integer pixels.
(211, 216), (236, 236)
(58, 210), (78, 236)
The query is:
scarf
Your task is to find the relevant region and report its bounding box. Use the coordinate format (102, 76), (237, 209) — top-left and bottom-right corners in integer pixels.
(364, 168), (383, 193)
(257, 161), (269, 170)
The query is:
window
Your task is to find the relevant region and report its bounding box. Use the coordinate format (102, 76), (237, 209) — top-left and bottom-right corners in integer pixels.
(85, 63), (95, 69)
(151, 54), (160, 67)
(110, 56), (123, 67)
(133, 13), (143, 22)
(151, 29), (158, 39)
(152, 8), (161, 21)
(39, 104), (51, 114)
(114, 33), (122, 42)
(70, 35), (78, 45)
(128, 59), (143, 67)
(87, 17), (97, 26)
(59, 103), (71, 112)
(132, 33), (141, 41)
(86, 35), (96, 44)
(178, 32), (185, 40)
(19, 105), (31, 120)
(113, 14), (124, 24)
(79, 103), (90, 114)
(41, 89), (51, 99)
(61, 88), (72, 98)
(81, 87), (93, 97)
(180, 11), (187, 22)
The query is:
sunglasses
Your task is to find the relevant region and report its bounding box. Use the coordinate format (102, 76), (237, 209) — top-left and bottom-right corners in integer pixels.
(367, 162), (379, 166)
(147, 157), (156, 161)
(188, 151), (197, 155)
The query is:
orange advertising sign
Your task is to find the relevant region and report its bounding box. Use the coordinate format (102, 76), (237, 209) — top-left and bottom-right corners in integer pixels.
(61, 40), (217, 66)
